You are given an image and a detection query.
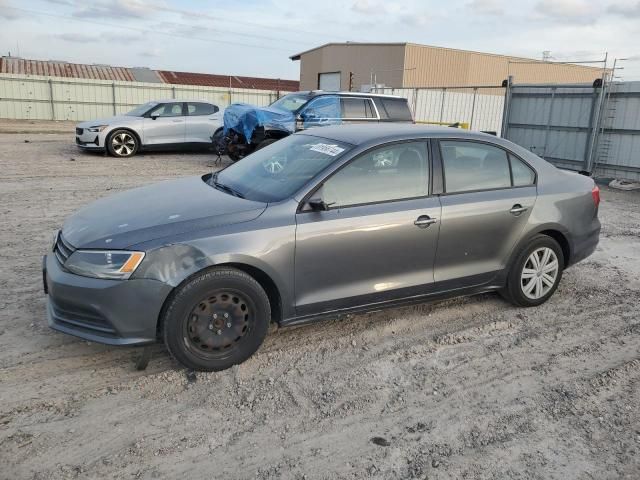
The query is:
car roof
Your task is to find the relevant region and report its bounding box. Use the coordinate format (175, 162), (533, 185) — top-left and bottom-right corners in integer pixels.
(149, 99), (217, 104)
(290, 90), (406, 100)
(297, 123), (497, 145)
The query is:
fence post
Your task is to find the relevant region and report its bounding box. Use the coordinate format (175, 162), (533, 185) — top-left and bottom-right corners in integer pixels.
(541, 87), (557, 159)
(439, 88), (446, 123)
(469, 88), (477, 130)
(500, 75), (513, 138)
(111, 82), (117, 115)
(48, 79), (55, 120)
(585, 82), (607, 173)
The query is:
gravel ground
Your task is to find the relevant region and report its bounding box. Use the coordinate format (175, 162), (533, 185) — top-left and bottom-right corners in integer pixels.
(1, 124), (639, 479)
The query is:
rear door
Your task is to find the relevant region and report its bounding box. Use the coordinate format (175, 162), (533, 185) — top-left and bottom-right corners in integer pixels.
(434, 139), (537, 285)
(143, 102), (186, 145)
(185, 102), (221, 143)
(294, 140), (440, 316)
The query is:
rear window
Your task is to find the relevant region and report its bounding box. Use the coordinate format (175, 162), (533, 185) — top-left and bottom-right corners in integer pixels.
(380, 98), (412, 121)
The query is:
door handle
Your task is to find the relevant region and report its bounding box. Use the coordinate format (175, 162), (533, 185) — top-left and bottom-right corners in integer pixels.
(414, 215), (438, 228)
(509, 204), (528, 215)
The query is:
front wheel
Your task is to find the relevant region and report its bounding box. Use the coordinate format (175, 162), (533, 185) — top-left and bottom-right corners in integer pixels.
(162, 267), (271, 371)
(502, 234), (564, 307)
(107, 129), (139, 157)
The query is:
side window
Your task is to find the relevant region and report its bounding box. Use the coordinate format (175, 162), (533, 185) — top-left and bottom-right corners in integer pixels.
(341, 98), (373, 119)
(440, 141), (511, 193)
(510, 154), (535, 186)
(187, 102), (218, 115)
(321, 142), (429, 207)
(301, 96), (341, 119)
(150, 102), (184, 117)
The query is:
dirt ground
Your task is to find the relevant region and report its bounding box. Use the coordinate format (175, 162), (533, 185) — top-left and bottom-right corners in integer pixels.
(0, 121), (639, 480)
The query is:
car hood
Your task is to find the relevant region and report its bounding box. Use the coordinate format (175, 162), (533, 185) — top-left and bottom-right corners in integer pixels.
(77, 115), (142, 128)
(62, 175), (267, 249)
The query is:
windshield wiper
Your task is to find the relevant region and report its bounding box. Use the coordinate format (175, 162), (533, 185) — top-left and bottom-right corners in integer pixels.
(211, 173), (245, 199)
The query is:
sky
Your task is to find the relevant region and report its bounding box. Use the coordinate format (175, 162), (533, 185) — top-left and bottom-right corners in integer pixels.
(0, 0), (639, 81)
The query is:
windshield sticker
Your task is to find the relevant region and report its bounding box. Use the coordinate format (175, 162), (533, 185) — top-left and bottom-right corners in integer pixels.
(309, 143), (345, 156)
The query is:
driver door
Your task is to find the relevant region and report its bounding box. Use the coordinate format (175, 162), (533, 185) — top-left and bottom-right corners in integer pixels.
(143, 102), (187, 145)
(294, 141), (441, 316)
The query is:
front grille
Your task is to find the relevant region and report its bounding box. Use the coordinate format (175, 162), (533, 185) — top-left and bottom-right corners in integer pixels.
(76, 127), (83, 135)
(53, 232), (76, 266)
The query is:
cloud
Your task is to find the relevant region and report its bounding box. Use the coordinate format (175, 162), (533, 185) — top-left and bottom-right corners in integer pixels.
(0, 0), (23, 19)
(351, 0), (383, 14)
(54, 31), (142, 44)
(532, 0), (600, 23)
(55, 32), (97, 42)
(139, 48), (161, 58)
(467, 0), (504, 15)
(72, 0), (153, 19)
(607, 1), (640, 17)
(398, 13), (430, 27)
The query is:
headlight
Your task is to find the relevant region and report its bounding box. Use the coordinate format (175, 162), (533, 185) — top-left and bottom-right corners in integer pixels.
(87, 125), (108, 132)
(64, 250), (145, 280)
(52, 230), (59, 251)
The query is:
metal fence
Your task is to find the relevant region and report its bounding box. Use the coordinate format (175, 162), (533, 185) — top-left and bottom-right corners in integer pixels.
(0, 74), (290, 122)
(372, 86), (505, 134)
(503, 80), (640, 181)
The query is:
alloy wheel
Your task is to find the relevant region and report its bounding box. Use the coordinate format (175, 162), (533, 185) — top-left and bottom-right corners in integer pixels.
(111, 132), (136, 156)
(520, 247), (559, 300)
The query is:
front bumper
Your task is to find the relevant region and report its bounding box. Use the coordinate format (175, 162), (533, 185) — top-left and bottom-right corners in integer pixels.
(75, 127), (104, 150)
(44, 253), (173, 345)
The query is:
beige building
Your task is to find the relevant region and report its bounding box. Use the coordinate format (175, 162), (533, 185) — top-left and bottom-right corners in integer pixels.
(290, 42), (604, 91)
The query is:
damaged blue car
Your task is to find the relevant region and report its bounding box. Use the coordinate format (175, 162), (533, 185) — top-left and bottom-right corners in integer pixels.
(213, 91), (413, 161)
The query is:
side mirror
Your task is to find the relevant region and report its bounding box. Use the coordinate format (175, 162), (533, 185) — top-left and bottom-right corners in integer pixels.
(307, 198), (330, 211)
(150, 112), (160, 120)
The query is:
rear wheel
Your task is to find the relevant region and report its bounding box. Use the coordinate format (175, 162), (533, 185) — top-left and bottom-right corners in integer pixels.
(502, 234), (564, 307)
(107, 129), (139, 157)
(162, 267), (271, 371)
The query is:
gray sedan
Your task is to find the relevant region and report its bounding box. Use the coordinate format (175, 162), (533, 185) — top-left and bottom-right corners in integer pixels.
(75, 100), (222, 157)
(45, 124), (601, 371)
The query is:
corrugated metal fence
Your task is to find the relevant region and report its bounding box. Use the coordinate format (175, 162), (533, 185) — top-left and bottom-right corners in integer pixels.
(372, 86), (505, 134)
(0, 74), (289, 121)
(503, 80), (640, 181)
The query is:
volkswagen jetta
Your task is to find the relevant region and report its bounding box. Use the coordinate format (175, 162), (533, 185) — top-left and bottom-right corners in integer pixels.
(45, 124), (601, 371)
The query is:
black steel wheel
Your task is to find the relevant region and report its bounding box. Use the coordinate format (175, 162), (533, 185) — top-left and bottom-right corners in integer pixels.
(163, 267), (270, 371)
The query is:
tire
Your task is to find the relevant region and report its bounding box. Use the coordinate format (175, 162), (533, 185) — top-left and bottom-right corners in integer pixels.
(255, 138), (278, 150)
(501, 234), (564, 307)
(162, 267), (271, 371)
(107, 129), (139, 158)
(227, 149), (243, 162)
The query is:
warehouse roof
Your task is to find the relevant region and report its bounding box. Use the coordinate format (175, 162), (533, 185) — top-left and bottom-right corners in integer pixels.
(0, 56), (134, 81)
(0, 56), (300, 91)
(157, 71), (299, 91)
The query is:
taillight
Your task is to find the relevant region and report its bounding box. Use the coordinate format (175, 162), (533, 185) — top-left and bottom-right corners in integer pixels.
(592, 184), (600, 208)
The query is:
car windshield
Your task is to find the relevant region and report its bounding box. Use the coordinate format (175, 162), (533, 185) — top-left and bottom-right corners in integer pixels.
(125, 102), (158, 116)
(269, 94), (310, 113)
(213, 134), (352, 202)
